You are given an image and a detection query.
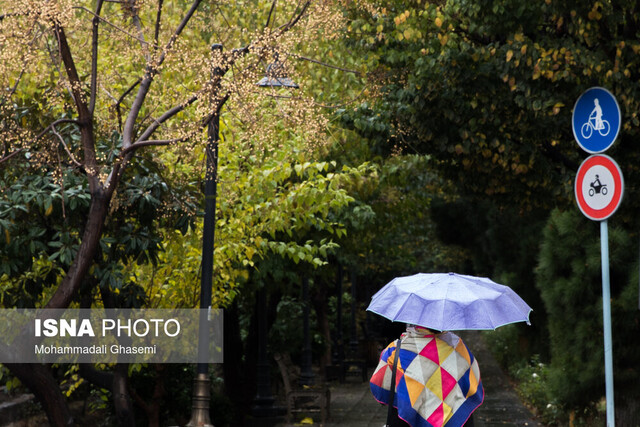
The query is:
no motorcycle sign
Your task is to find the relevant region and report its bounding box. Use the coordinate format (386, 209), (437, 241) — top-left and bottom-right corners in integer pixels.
(574, 154), (624, 221)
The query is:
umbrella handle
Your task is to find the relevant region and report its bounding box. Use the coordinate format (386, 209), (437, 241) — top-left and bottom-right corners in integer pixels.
(385, 338), (402, 427)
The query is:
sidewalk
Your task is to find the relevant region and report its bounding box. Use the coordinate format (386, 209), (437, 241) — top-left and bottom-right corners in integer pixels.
(275, 331), (540, 427)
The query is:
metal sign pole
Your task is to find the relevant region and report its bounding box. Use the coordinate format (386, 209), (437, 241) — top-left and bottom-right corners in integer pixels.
(574, 87), (621, 427)
(600, 219), (615, 426)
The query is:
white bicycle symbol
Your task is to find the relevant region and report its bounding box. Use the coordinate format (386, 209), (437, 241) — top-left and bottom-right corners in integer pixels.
(581, 117), (610, 139)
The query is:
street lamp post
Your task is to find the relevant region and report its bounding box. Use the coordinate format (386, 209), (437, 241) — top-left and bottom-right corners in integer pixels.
(187, 43), (225, 427)
(188, 48), (298, 423)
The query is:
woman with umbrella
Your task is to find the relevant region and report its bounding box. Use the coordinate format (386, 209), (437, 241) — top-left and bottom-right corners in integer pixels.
(370, 324), (482, 426)
(367, 273), (533, 427)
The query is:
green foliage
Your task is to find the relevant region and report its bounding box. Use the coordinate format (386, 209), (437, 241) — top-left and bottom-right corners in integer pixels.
(511, 355), (561, 425)
(0, 149), (198, 308)
(329, 150), (470, 285)
(0, 364), (22, 392)
(268, 296), (305, 354)
(342, 0), (640, 214)
(536, 209), (639, 412)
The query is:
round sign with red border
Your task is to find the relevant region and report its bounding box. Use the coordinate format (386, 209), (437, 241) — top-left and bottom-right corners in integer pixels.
(575, 154), (624, 221)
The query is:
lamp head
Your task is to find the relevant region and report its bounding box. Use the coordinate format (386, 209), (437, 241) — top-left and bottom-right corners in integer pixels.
(257, 53), (299, 88)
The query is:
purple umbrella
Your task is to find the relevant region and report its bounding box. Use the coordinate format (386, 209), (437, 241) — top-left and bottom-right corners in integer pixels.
(366, 272), (532, 330)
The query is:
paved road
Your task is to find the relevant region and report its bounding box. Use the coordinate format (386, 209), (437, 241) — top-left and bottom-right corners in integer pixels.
(275, 331), (540, 427)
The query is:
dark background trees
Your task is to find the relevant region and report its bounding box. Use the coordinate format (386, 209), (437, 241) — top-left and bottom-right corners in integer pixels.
(340, 0), (640, 422)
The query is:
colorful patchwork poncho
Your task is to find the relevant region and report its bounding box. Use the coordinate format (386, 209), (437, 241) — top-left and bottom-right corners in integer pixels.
(370, 327), (484, 427)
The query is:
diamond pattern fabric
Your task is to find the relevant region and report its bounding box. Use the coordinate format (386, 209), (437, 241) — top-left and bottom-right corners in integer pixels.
(370, 327), (484, 427)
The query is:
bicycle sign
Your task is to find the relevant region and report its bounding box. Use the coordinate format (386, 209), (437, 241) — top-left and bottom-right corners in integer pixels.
(572, 87), (621, 153)
(581, 112), (610, 140)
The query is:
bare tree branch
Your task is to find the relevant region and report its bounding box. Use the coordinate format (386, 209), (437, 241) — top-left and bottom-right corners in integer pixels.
(52, 22), (97, 184)
(265, 0), (277, 28)
(135, 93), (201, 143)
(51, 125), (83, 168)
(278, 1), (311, 34)
(153, 0), (164, 50)
(113, 78), (142, 132)
(0, 12), (22, 21)
(121, 137), (186, 154)
(0, 118), (83, 166)
(157, 0), (202, 64)
(291, 53), (362, 75)
(0, 149), (24, 165)
(36, 118), (82, 140)
(122, 0), (203, 148)
(74, 6), (149, 46)
(8, 68), (26, 98)
(127, 0), (150, 61)
(89, 0), (106, 116)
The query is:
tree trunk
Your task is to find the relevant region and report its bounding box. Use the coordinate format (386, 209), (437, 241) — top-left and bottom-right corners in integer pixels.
(46, 190), (110, 309)
(5, 363), (73, 426)
(113, 364), (136, 427)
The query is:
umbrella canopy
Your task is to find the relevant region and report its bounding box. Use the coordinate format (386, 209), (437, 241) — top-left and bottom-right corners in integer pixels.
(367, 272), (532, 331)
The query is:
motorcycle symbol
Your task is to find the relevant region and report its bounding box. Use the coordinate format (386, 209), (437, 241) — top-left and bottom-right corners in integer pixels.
(589, 174), (607, 197)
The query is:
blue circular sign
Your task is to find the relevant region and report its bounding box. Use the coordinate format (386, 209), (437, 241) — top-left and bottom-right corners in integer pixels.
(572, 87), (621, 153)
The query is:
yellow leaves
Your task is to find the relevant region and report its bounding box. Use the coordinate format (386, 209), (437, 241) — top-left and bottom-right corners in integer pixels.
(435, 17), (443, 28)
(403, 29), (414, 40)
(394, 10), (411, 26)
(513, 164), (529, 175)
(521, 45), (528, 55)
(588, 3), (603, 20)
(506, 50), (514, 62)
(502, 74), (516, 91)
(245, 246), (256, 262)
(552, 102), (565, 115)
(514, 33), (524, 43)
(438, 33), (448, 46)
(4, 229), (9, 245)
(532, 65), (541, 80)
